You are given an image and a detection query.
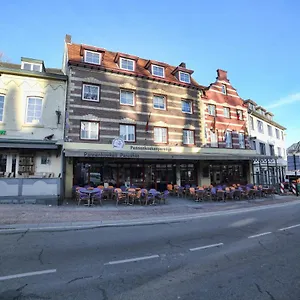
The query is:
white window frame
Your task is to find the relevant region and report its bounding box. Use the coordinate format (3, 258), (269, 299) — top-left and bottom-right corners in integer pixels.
(210, 130), (218, 148)
(21, 62), (42, 72)
(183, 130), (194, 145)
(181, 100), (193, 114)
(25, 97), (43, 124)
(153, 95), (166, 110)
(208, 104), (216, 116)
(259, 142), (266, 155)
(257, 120), (264, 133)
(120, 89), (135, 106)
(84, 50), (101, 65)
(236, 109), (243, 120)
(80, 121), (99, 140)
(0, 95), (4, 122)
(82, 84), (100, 102)
(250, 116), (254, 130)
(267, 125), (273, 137)
(225, 131), (232, 148)
(269, 145), (275, 156)
(119, 124), (136, 142)
(151, 65), (165, 78)
(179, 71), (191, 83)
(120, 57), (135, 71)
(281, 131), (284, 140)
(223, 107), (230, 118)
(154, 127), (168, 144)
(238, 132), (245, 149)
(221, 84), (227, 95)
(277, 147), (282, 157)
(275, 128), (280, 139)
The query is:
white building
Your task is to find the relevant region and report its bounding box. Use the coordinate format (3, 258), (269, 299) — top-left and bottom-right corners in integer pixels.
(245, 99), (287, 185)
(0, 58), (67, 204)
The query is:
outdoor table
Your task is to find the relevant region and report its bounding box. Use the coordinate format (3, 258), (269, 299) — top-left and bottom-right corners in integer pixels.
(81, 188), (100, 206)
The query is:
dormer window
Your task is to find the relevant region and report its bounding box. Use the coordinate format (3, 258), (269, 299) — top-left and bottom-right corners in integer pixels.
(221, 84), (227, 95)
(120, 57), (134, 71)
(84, 50), (101, 65)
(179, 71), (190, 83)
(21, 62), (42, 72)
(151, 65), (165, 78)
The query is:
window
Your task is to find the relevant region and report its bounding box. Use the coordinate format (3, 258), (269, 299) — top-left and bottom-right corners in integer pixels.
(236, 109), (243, 120)
(151, 65), (165, 78)
(84, 50), (101, 65)
(275, 128), (280, 139)
(82, 84), (100, 102)
(269, 145), (275, 156)
(282, 148), (285, 157)
(183, 130), (194, 145)
(249, 103), (254, 110)
(225, 131), (232, 148)
(0, 154), (7, 172)
(252, 140), (256, 150)
(267, 125), (273, 137)
(120, 90), (134, 106)
(179, 71), (191, 83)
(238, 133), (245, 149)
(25, 97), (42, 124)
(0, 95), (4, 122)
(154, 127), (168, 143)
(223, 107), (230, 118)
(22, 62), (42, 72)
(153, 95), (166, 110)
(120, 58), (134, 71)
(259, 142), (266, 155)
(210, 130), (218, 147)
(120, 124), (135, 142)
(208, 104), (216, 116)
(277, 147), (282, 157)
(257, 120), (264, 133)
(80, 121), (99, 140)
(181, 100), (192, 114)
(281, 131), (284, 140)
(221, 84), (227, 95)
(41, 156), (48, 165)
(250, 116), (254, 130)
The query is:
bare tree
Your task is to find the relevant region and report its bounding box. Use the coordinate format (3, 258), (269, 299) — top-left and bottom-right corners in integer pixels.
(0, 52), (9, 62)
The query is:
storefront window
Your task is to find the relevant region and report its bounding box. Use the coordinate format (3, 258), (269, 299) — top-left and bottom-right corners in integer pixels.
(0, 154), (7, 173)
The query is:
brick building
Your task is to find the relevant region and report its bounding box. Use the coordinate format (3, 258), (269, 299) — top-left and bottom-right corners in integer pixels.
(62, 35), (258, 197)
(62, 35), (207, 197)
(200, 69), (257, 185)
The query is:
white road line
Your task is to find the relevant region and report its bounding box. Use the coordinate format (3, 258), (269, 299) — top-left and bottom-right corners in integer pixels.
(279, 224), (300, 231)
(104, 255), (160, 265)
(0, 269), (57, 281)
(248, 232), (272, 239)
(189, 243), (224, 252)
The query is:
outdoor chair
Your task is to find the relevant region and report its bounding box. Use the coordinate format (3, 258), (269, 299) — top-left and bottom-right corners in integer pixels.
(140, 189), (148, 205)
(196, 189), (205, 202)
(127, 188), (136, 204)
(233, 190), (242, 200)
(189, 187), (196, 200)
(77, 188), (90, 206)
(217, 190), (225, 202)
(177, 186), (184, 198)
(157, 190), (169, 204)
(148, 189), (159, 205)
(91, 188), (103, 206)
(114, 188), (127, 206)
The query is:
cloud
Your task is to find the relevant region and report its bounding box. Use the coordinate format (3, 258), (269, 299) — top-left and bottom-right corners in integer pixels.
(266, 92), (300, 109)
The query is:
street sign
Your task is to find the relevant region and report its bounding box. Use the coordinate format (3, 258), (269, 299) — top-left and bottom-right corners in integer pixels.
(0, 130), (6, 135)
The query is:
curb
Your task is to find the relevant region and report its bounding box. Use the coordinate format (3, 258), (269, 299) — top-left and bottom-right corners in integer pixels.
(0, 200), (299, 234)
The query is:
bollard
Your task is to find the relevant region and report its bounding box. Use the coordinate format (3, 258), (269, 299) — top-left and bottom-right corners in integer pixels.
(292, 183), (297, 195)
(280, 182), (285, 194)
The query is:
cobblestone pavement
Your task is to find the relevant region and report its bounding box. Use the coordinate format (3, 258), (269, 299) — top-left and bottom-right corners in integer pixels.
(0, 195), (297, 226)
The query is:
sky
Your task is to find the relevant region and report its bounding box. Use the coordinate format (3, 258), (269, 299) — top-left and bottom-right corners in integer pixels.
(0, 0), (299, 147)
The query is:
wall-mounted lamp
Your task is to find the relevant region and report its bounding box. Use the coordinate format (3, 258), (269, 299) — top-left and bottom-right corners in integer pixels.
(55, 109), (62, 125)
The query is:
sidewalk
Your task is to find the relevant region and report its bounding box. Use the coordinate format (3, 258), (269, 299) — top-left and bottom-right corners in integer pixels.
(0, 195), (298, 231)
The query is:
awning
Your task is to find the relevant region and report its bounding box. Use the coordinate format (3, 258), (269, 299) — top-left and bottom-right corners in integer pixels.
(0, 139), (60, 150)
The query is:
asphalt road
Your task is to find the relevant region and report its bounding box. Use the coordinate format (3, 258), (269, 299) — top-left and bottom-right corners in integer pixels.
(1, 201), (300, 300)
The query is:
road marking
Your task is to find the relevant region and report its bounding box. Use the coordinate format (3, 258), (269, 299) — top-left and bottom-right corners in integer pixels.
(104, 254), (160, 265)
(189, 243), (224, 252)
(278, 224), (300, 231)
(248, 232), (272, 239)
(0, 269), (57, 281)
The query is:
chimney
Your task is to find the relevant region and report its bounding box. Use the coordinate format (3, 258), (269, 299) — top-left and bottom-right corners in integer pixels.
(217, 69), (228, 81)
(65, 34), (72, 44)
(179, 62), (186, 68)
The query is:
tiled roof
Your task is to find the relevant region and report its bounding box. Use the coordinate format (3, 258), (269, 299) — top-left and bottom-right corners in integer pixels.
(0, 61), (64, 75)
(67, 43), (205, 89)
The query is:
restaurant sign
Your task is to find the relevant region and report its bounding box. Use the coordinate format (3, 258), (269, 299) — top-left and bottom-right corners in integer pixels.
(129, 145), (171, 152)
(84, 151), (139, 158)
